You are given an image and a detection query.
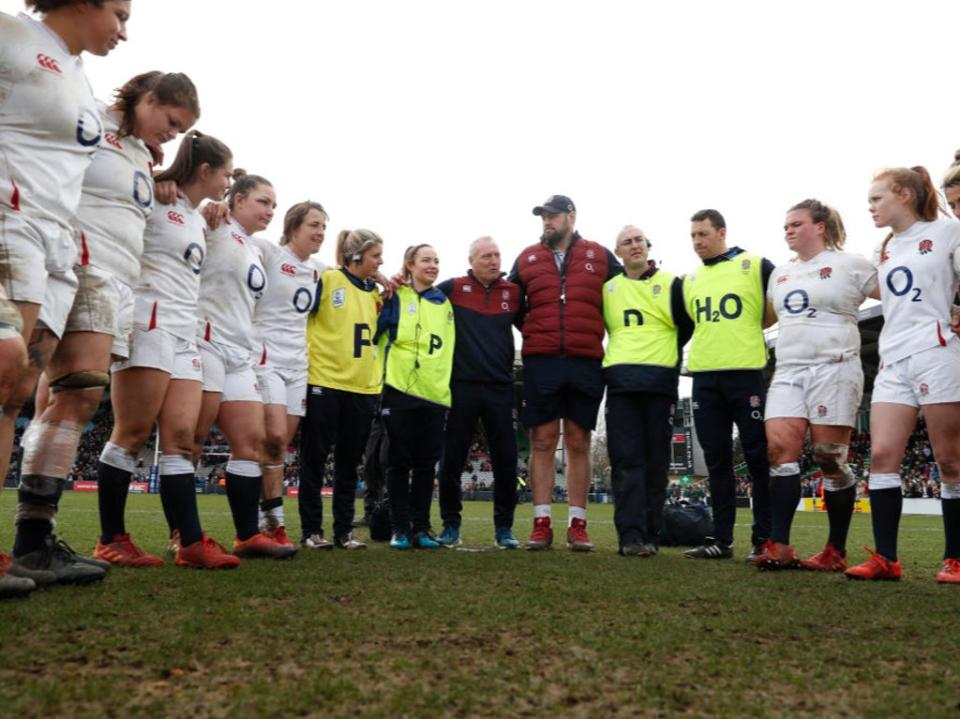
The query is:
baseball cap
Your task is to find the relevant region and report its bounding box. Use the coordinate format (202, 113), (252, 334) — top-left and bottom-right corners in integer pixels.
(532, 195), (576, 216)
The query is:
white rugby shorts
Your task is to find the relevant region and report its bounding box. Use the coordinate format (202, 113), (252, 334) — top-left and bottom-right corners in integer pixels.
(766, 357), (863, 426)
(199, 338), (262, 403)
(113, 325), (203, 382)
(872, 339), (960, 407)
(256, 364), (307, 416)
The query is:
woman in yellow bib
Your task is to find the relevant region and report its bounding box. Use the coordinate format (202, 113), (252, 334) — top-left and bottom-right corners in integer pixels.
(298, 229), (385, 550)
(376, 244), (455, 549)
(603, 226), (692, 556)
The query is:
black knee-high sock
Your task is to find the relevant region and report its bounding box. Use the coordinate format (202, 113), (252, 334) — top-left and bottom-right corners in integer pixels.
(13, 480), (63, 556)
(869, 488), (902, 561)
(97, 461), (132, 543)
(160, 473), (203, 547)
(225, 472), (262, 540)
(942, 498), (960, 559)
(770, 473), (801, 544)
(13, 519), (52, 556)
(825, 485), (856, 553)
(159, 483), (178, 536)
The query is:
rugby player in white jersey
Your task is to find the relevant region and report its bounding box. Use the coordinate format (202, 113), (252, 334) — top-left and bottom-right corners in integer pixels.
(193, 171), (295, 559)
(757, 200), (877, 571)
(0, 0), (129, 597)
(846, 167), (960, 583)
(95, 131), (240, 571)
(252, 202), (327, 548)
(17, 72), (196, 579)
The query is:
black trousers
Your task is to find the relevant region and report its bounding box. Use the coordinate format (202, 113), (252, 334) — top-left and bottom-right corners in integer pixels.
(691, 369), (772, 547)
(384, 405), (446, 535)
(606, 392), (674, 548)
(298, 386), (376, 540)
(437, 382), (518, 530)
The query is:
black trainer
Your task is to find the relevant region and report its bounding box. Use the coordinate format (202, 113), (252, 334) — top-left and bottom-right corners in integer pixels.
(684, 537), (734, 559)
(14, 535), (108, 585)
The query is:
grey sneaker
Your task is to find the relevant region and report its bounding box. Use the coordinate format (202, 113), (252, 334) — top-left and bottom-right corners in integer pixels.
(8, 558), (57, 586)
(14, 535), (107, 585)
(301, 533), (333, 550)
(0, 572), (35, 598)
(619, 542), (653, 557)
(335, 532), (367, 550)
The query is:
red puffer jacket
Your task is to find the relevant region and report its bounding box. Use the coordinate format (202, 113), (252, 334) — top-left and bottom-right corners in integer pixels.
(514, 234), (611, 359)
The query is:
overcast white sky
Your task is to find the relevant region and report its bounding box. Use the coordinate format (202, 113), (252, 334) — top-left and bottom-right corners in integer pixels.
(6, 0), (958, 414)
(6, 0), (960, 274)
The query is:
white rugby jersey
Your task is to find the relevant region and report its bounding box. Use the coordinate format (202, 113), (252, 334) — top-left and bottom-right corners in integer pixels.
(769, 249), (876, 367)
(198, 217), (266, 352)
(252, 237), (325, 371)
(874, 219), (960, 366)
(133, 195), (206, 341)
(74, 101), (153, 286)
(0, 13), (102, 228)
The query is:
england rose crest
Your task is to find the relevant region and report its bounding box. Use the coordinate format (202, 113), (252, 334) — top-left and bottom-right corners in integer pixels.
(918, 239), (933, 255)
(819, 267), (832, 280)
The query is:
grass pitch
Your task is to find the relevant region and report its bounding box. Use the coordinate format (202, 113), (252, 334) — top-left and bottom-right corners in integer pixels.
(1, 492), (959, 718)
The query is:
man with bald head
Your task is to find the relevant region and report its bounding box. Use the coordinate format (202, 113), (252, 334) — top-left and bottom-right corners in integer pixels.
(435, 237), (523, 548)
(603, 225), (692, 555)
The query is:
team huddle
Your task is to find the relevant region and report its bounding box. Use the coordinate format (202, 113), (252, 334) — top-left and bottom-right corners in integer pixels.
(3, 0), (960, 600)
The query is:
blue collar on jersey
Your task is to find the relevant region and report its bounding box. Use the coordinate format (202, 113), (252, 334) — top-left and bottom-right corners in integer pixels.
(701, 246), (745, 266)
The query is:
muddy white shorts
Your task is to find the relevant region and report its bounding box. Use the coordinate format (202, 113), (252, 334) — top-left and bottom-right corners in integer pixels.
(766, 357), (863, 426)
(1, 211), (78, 338)
(113, 326), (203, 382)
(60, 265), (133, 357)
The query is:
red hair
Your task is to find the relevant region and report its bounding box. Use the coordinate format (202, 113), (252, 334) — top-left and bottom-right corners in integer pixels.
(873, 166), (943, 221)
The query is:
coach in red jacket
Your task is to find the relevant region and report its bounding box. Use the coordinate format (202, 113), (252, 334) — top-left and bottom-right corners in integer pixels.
(509, 195), (621, 551)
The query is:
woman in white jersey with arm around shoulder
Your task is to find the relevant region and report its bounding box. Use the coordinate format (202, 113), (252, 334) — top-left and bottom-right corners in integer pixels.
(846, 167), (960, 583)
(192, 171), (295, 559)
(23, 72), (197, 575)
(757, 200), (876, 571)
(0, 0), (129, 597)
(95, 131), (240, 571)
(251, 201), (327, 547)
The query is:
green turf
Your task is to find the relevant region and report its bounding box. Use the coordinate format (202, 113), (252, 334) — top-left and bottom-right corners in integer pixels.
(1, 492), (959, 718)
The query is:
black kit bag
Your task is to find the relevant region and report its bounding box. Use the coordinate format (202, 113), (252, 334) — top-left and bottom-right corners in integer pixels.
(659, 500), (714, 546)
(368, 499), (392, 542)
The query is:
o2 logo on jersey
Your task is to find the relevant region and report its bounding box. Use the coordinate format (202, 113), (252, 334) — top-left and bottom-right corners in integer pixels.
(76, 109), (102, 148)
(167, 210), (185, 225)
(247, 265), (266, 298)
(819, 267), (832, 280)
(291, 287), (312, 314)
(36, 53), (61, 74)
(918, 239), (933, 255)
(783, 289), (816, 318)
(885, 266), (922, 303)
(183, 242), (204, 275)
(694, 293), (742, 323)
(132, 171), (152, 210)
(280, 263), (297, 276)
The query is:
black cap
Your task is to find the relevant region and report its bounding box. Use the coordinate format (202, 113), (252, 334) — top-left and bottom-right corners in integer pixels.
(532, 195), (576, 216)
